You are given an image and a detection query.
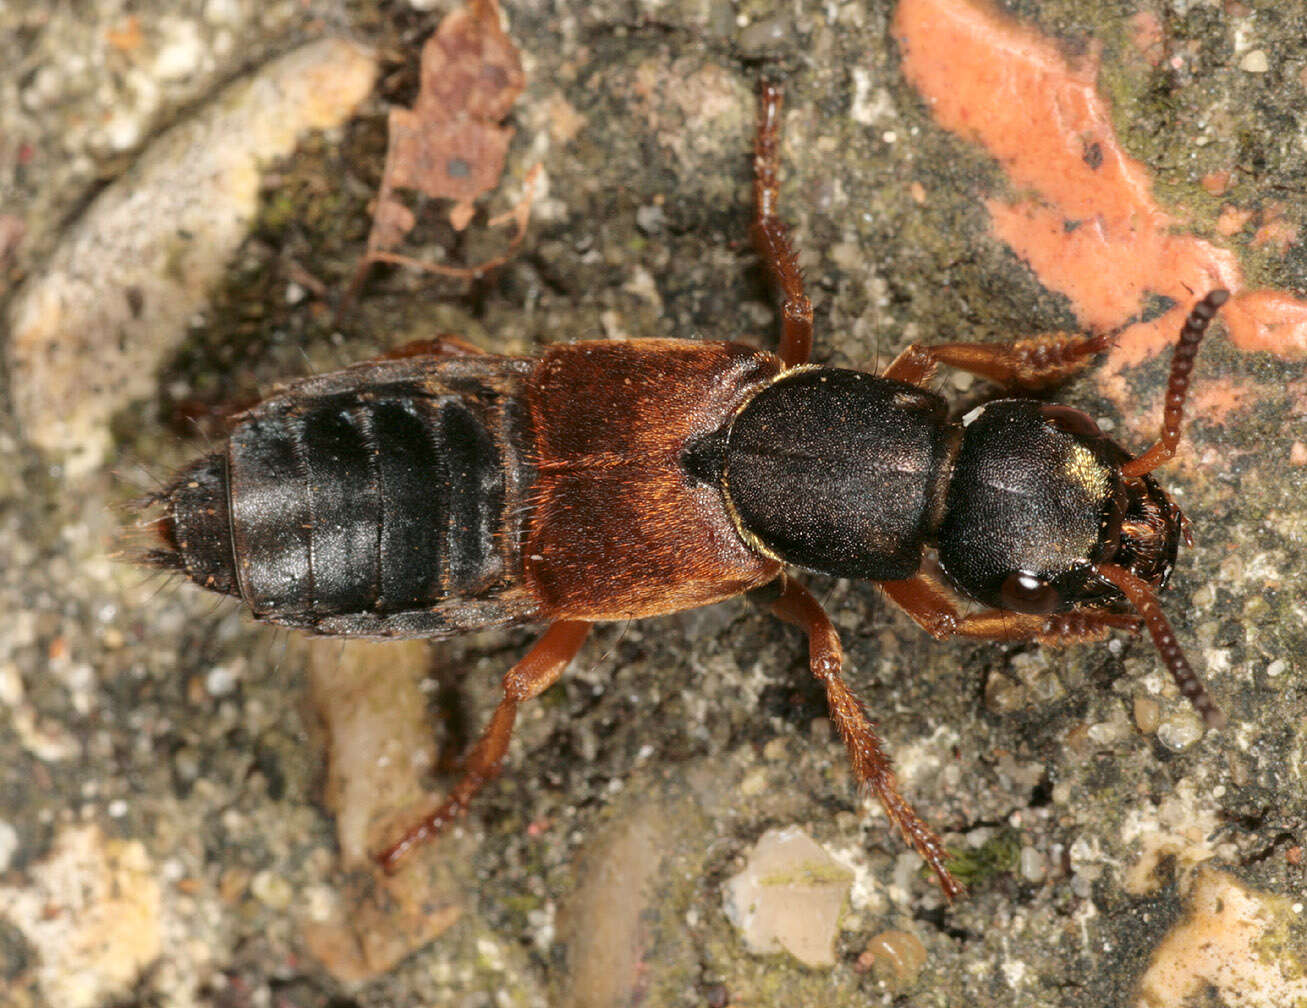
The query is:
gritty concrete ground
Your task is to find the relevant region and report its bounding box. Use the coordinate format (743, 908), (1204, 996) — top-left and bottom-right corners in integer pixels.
(2, 1), (1306, 1006)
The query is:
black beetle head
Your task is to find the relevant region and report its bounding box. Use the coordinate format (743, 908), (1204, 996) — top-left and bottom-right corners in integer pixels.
(935, 399), (1182, 614)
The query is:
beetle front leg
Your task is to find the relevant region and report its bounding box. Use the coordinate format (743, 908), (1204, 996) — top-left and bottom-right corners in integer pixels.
(883, 331), (1114, 391)
(756, 574), (963, 901)
(879, 571), (1141, 645)
(376, 619), (591, 872)
(753, 82), (814, 369)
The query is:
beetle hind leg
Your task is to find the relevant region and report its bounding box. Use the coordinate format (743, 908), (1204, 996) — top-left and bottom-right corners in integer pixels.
(376, 619), (591, 872)
(757, 575), (964, 901)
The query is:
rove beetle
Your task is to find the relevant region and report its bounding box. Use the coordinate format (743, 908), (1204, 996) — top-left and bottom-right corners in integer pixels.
(141, 82), (1227, 900)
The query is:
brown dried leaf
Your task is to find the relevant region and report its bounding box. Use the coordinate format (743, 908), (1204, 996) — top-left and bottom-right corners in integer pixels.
(363, 0), (526, 261)
(369, 195), (417, 253)
(414, 0), (524, 125)
(385, 108), (514, 210)
(367, 162), (540, 281)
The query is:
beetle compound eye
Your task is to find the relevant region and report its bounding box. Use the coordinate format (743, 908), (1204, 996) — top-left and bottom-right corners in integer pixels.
(999, 571), (1064, 614)
(1038, 404), (1100, 439)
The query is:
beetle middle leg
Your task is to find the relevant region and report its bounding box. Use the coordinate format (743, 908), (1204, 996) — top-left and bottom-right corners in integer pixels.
(377, 619), (591, 872)
(753, 81), (814, 369)
(885, 289), (1230, 396)
(756, 574), (964, 900)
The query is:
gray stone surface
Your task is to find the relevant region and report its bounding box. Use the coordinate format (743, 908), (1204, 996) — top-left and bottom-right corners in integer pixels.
(1, 1), (1305, 1006)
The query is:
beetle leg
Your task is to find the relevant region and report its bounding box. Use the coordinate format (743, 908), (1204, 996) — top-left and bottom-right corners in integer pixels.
(376, 619), (591, 872)
(760, 574), (964, 901)
(375, 333), (488, 361)
(883, 331), (1114, 391)
(879, 571), (1141, 645)
(753, 81), (814, 369)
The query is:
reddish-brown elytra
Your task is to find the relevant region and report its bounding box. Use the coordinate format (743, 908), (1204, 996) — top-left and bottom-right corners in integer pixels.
(142, 81), (1227, 901)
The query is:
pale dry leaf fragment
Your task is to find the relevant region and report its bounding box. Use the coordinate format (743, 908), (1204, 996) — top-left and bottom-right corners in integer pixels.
(299, 638), (466, 982)
(1137, 868), (1307, 1007)
(369, 196), (418, 253)
(4, 38), (377, 474)
(0, 825), (162, 1008)
(722, 826), (854, 968)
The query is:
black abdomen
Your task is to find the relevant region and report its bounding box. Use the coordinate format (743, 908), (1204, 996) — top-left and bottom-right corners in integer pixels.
(150, 355), (540, 637)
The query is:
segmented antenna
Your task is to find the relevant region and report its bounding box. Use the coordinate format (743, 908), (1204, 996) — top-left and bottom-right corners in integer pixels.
(1122, 289), (1230, 478)
(1096, 562), (1226, 728)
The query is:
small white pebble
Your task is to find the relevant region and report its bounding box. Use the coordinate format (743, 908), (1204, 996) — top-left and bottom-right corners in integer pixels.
(103, 114), (143, 152)
(205, 663), (240, 696)
(107, 799), (129, 818)
(475, 936), (504, 969)
(635, 204), (665, 234)
(1019, 846), (1046, 883)
(1134, 697), (1161, 734)
(739, 769), (768, 797)
(0, 821), (19, 873)
(967, 826), (995, 848)
(1157, 713), (1204, 752)
(1239, 50), (1269, 73)
(204, 0), (241, 23)
(303, 884), (339, 923)
(1266, 659), (1286, 678)
(809, 717), (833, 743)
(154, 19), (204, 81)
(251, 869), (293, 909)
(0, 664), (23, 706)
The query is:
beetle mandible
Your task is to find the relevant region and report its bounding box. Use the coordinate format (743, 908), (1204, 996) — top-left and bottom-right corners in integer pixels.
(142, 82), (1228, 900)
